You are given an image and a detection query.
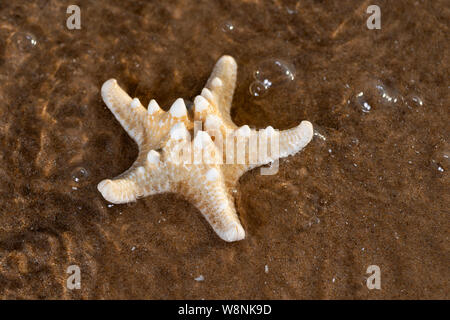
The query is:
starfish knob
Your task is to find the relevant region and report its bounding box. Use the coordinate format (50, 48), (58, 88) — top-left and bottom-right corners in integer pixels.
(98, 55), (313, 242)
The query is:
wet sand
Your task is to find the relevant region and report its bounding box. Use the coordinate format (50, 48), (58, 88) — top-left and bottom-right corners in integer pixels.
(0, 0), (448, 299)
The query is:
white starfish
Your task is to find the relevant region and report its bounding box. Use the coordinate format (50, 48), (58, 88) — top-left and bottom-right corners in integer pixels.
(98, 55), (313, 242)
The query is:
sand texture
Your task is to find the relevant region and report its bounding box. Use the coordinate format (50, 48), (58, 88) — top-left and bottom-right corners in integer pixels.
(0, 0), (448, 299)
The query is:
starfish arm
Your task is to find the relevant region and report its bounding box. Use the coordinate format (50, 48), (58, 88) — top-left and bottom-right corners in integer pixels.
(97, 172), (142, 204)
(223, 121), (313, 181)
(278, 120), (314, 158)
(98, 150), (171, 204)
(245, 121), (313, 168)
(98, 55), (314, 242)
(201, 55), (237, 126)
(101, 79), (147, 145)
(180, 166), (245, 242)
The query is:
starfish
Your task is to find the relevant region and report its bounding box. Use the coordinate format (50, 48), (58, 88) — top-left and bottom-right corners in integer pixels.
(98, 55), (313, 242)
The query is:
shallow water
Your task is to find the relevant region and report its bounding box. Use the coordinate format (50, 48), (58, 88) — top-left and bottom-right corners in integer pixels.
(0, 0), (448, 299)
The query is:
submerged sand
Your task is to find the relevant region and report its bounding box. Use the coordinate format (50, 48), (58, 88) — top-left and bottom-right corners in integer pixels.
(0, 0), (448, 299)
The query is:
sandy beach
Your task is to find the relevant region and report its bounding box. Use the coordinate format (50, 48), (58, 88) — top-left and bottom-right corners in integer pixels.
(0, 0), (448, 299)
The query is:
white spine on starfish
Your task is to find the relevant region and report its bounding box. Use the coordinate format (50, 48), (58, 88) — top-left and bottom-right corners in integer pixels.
(194, 131), (213, 149)
(193, 131), (220, 165)
(162, 122), (191, 166)
(194, 95), (209, 112)
(169, 98), (188, 118)
(144, 98), (192, 147)
(234, 125), (251, 165)
(236, 125), (251, 137)
(147, 99), (161, 115)
(211, 77), (223, 88)
(154, 99), (190, 134)
(170, 122), (189, 140)
(193, 95), (213, 123)
(98, 55), (313, 242)
(130, 98), (141, 109)
(256, 126), (276, 165)
(201, 88), (215, 103)
(147, 150), (160, 165)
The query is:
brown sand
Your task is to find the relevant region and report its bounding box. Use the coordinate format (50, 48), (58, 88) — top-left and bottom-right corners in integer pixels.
(0, 0), (448, 299)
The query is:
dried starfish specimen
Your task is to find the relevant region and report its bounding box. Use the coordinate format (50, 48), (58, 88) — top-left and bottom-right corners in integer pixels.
(98, 55), (313, 241)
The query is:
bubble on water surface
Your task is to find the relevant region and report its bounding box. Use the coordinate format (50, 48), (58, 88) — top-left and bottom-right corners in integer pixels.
(254, 59), (295, 85)
(303, 216), (321, 230)
(221, 21), (235, 33)
(313, 126), (327, 141)
(286, 6), (297, 15)
(431, 145), (449, 174)
(249, 59), (295, 98)
(407, 94), (424, 108)
(71, 167), (89, 183)
(12, 32), (38, 51)
(355, 92), (372, 113)
(249, 80), (269, 97)
(411, 96), (423, 106)
(314, 130), (327, 141)
(352, 79), (405, 113)
(374, 83), (400, 104)
(194, 275), (204, 281)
